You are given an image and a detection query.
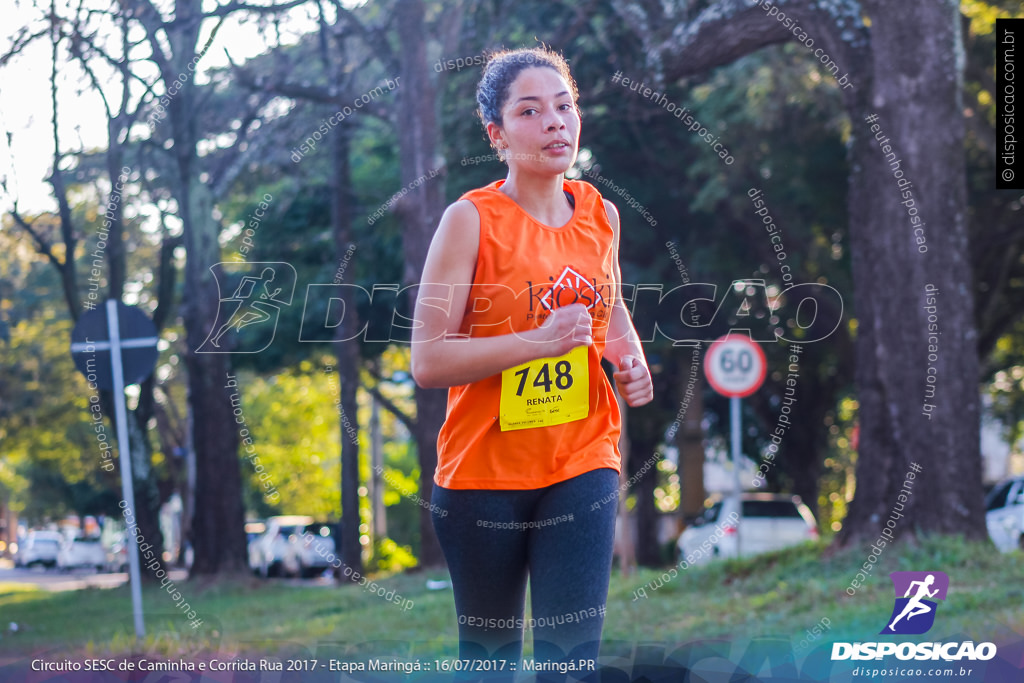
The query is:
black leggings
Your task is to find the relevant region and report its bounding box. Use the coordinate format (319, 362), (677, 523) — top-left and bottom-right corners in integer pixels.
(432, 467), (619, 677)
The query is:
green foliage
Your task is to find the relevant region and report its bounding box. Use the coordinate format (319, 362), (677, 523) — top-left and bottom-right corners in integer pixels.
(985, 329), (1024, 452)
(0, 237), (122, 522)
(371, 537), (418, 573)
(233, 362), (343, 518)
(230, 347), (421, 568)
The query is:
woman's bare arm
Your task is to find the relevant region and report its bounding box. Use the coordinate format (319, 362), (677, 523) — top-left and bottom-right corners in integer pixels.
(411, 200), (594, 389)
(600, 199), (654, 407)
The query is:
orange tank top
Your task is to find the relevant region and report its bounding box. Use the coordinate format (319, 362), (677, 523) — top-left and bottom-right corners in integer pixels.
(434, 179), (622, 490)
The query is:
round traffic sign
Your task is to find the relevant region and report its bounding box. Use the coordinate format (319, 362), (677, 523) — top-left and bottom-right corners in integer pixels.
(704, 334), (767, 398)
(70, 302), (159, 390)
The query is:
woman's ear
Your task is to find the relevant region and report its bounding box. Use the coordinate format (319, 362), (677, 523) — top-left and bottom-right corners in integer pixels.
(486, 120), (506, 159)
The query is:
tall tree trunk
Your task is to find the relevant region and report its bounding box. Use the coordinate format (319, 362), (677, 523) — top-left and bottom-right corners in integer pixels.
(370, 397), (387, 540)
(170, 0), (247, 575)
(616, 395), (636, 575)
(331, 120), (365, 577)
(336, 338), (363, 576)
(103, 149), (163, 567)
(629, 405), (664, 566)
(677, 346), (706, 521)
(838, 0), (984, 544)
(410, 389), (446, 567)
(611, 0), (986, 545)
(132, 233), (180, 567)
(394, 0), (446, 568)
(127, 407), (165, 576)
(93, 131), (164, 580)
(180, 189), (247, 574)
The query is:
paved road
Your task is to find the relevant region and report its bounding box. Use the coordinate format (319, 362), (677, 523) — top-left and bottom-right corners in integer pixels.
(0, 559), (188, 591)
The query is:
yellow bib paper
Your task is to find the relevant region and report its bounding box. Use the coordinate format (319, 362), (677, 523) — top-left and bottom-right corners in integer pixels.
(499, 345), (590, 431)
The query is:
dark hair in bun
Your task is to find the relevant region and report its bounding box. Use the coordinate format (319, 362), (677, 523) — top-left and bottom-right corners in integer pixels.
(476, 46), (578, 129)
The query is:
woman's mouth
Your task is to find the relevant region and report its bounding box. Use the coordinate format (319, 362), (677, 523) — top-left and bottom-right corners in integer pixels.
(544, 141), (572, 153)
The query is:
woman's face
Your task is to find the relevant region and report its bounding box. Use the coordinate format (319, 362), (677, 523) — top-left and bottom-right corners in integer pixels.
(488, 67), (580, 175)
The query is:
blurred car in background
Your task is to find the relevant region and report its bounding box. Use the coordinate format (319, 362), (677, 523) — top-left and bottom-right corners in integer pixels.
(105, 537), (129, 572)
(243, 521), (265, 574)
(677, 493), (818, 563)
(248, 515), (313, 578)
(282, 522), (337, 578)
(986, 475), (1024, 553)
(56, 537), (107, 571)
(245, 521), (266, 545)
(14, 530), (64, 568)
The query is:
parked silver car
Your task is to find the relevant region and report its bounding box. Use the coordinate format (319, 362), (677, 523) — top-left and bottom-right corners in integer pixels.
(282, 523), (337, 578)
(14, 530), (64, 568)
(248, 515), (313, 578)
(986, 476), (1024, 553)
(56, 537), (107, 571)
(677, 493), (819, 563)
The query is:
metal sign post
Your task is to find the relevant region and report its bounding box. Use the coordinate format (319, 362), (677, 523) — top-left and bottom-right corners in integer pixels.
(704, 334), (767, 559)
(70, 300), (159, 641)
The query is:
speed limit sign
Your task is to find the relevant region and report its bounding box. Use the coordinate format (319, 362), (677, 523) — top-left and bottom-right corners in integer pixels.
(704, 334), (767, 398)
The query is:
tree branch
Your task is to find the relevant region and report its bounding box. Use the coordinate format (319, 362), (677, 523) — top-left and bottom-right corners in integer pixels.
(47, 0), (81, 320)
(0, 27), (51, 67)
(612, 0), (869, 87)
(204, 0), (311, 19)
(209, 109), (277, 197)
(978, 242), (1021, 354)
(67, 35), (115, 120)
(125, 0), (173, 75)
(365, 381), (417, 434)
(326, 0), (397, 73)
(69, 20), (160, 100)
(7, 209), (62, 269)
(664, 0), (798, 79)
(230, 58), (394, 122)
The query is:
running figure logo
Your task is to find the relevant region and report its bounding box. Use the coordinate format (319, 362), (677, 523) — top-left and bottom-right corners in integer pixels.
(881, 571), (950, 635)
(198, 262), (296, 353)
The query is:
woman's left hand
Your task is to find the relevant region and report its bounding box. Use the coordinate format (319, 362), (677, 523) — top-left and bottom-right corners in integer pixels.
(613, 355), (654, 407)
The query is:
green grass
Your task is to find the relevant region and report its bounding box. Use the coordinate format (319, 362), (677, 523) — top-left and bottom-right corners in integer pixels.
(1, 536), (1021, 662)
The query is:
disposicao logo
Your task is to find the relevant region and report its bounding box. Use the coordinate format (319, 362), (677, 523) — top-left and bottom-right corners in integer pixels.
(881, 571), (949, 635)
(831, 571), (997, 663)
(198, 262), (296, 353)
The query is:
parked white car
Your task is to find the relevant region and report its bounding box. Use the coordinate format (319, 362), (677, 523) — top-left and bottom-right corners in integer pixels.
(105, 537), (129, 573)
(986, 476), (1024, 553)
(282, 522), (337, 578)
(56, 537), (107, 571)
(248, 515), (313, 578)
(244, 521), (265, 574)
(14, 530), (64, 568)
(677, 493), (819, 563)
(245, 520), (266, 546)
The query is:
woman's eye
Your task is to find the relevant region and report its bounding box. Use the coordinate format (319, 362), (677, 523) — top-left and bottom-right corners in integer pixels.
(559, 103), (574, 111)
(521, 108), (537, 116)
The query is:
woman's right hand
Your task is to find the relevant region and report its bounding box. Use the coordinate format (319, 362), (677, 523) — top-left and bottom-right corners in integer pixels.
(533, 303), (593, 357)
(413, 201), (594, 388)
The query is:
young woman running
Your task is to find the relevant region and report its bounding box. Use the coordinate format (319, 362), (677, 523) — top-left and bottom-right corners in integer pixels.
(411, 47), (653, 675)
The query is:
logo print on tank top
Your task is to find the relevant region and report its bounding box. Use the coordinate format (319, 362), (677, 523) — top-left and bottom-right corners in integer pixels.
(500, 265), (608, 431)
(539, 266), (607, 311)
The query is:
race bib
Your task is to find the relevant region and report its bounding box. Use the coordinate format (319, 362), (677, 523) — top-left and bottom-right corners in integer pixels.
(499, 345), (590, 431)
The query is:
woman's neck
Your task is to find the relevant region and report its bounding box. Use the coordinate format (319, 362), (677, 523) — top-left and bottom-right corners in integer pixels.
(499, 170), (572, 227)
